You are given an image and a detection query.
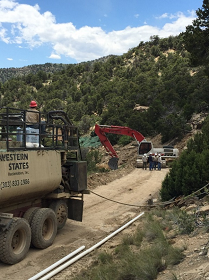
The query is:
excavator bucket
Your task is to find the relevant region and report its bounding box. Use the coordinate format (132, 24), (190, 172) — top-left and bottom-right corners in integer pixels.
(108, 157), (119, 170)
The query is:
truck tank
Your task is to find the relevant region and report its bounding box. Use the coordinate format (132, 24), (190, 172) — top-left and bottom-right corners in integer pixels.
(0, 107), (88, 265)
(0, 150), (62, 209)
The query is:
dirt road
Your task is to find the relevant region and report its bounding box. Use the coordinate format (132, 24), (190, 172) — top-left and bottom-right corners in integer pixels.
(0, 168), (169, 280)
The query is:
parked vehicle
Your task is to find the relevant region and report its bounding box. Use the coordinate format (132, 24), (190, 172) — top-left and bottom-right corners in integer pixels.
(0, 107), (88, 264)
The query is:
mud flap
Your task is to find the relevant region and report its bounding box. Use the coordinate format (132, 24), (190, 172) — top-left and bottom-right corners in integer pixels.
(108, 157), (119, 170)
(67, 199), (83, 222)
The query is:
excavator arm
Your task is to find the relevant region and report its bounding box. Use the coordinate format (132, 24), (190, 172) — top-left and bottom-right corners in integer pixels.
(94, 124), (145, 170)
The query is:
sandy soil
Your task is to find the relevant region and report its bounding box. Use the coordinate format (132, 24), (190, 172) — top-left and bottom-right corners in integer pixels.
(0, 167), (169, 280)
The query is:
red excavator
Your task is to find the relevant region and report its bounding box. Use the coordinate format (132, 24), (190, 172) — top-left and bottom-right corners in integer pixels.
(94, 124), (179, 170)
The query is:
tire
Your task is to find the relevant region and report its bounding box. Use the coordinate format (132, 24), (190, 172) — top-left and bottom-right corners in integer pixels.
(0, 218), (31, 264)
(23, 207), (40, 225)
(31, 208), (57, 249)
(49, 200), (68, 230)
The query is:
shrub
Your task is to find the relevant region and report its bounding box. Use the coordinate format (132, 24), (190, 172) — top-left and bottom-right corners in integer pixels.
(86, 149), (103, 173)
(160, 117), (209, 201)
(98, 252), (113, 264)
(118, 135), (132, 146)
(166, 208), (196, 234)
(72, 212), (186, 280)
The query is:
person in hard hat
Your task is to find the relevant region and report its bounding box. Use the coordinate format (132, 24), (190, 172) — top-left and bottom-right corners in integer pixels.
(26, 100), (39, 128)
(153, 153), (158, 170)
(142, 153), (147, 170)
(26, 101), (47, 135)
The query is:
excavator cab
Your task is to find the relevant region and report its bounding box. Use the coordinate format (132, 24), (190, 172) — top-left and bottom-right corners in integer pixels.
(138, 141), (152, 156)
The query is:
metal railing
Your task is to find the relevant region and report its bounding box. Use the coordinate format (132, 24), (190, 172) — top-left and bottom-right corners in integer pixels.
(0, 108), (80, 157)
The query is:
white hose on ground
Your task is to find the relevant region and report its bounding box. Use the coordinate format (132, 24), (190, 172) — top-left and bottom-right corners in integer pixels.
(39, 212), (145, 280)
(28, 245), (85, 280)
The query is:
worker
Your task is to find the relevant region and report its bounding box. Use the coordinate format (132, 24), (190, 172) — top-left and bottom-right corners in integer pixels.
(26, 100), (39, 128)
(158, 154), (162, 171)
(153, 153), (158, 170)
(26, 101), (47, 135)
(142, 153), (147, 170)
(148, 153), (153, 171)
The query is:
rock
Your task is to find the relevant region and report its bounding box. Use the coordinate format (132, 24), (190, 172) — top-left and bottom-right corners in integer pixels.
(197, 205), (209, 214)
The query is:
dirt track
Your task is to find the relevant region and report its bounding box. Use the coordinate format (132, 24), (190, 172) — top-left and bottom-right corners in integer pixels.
(0, 168), (169, 280)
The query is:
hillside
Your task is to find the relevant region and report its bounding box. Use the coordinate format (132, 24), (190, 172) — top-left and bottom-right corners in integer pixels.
(0, 55), (114, 83)
(1, 34), (208, 146)
(0, 63), (68, 83)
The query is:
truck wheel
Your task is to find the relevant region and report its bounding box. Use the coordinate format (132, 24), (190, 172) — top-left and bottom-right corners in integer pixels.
(0, 218), (31, 264)
(23, 207), (40, 225)
(49, 200), (68, 230)
(31, 208), (57, 249)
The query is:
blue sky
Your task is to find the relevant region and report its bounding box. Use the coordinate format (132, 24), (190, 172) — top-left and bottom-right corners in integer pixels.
(0, 0), (204, 68)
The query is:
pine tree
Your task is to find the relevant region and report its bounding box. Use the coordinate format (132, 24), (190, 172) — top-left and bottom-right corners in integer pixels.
(184, 0), (209, 75)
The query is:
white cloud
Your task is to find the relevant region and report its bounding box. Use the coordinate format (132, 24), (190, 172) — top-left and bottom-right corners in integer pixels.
(7, 57), (13, 60)
(0, 0), (17, 10)
(156, 10), (196, 20)
(0, 1), (197, 63)
(49, 53), (61, 59)
(160, 12), (196, 36)
(156, 13), (176, 20)
(0, 23), (9, 43)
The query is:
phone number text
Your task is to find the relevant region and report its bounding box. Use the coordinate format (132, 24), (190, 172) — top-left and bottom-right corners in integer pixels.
(0, 179), (30, 190)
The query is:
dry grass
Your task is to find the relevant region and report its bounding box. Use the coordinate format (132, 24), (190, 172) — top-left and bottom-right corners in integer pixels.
(72, 210), (186, 280)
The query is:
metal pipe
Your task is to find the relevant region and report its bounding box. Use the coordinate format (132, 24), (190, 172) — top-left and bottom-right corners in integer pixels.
(39, 212), (145, 280)
(28, 245), (85, 280)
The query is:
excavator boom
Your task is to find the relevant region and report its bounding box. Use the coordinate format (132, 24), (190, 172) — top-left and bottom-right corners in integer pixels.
(94, 124), (145, 169)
